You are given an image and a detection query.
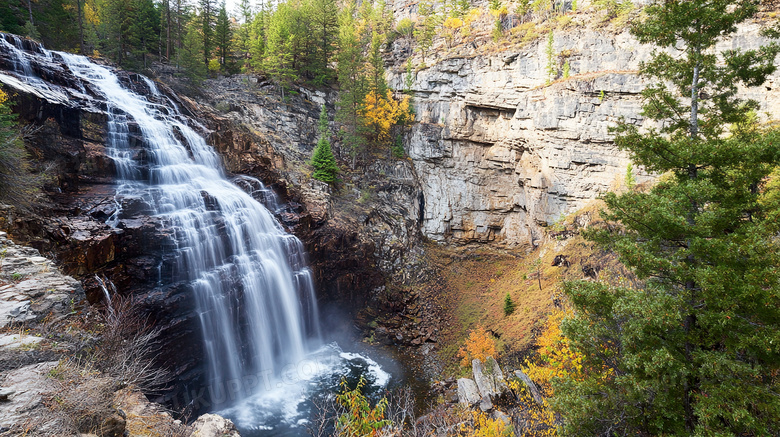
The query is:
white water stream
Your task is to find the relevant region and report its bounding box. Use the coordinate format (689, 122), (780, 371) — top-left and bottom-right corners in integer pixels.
(0, 33), (391, 435)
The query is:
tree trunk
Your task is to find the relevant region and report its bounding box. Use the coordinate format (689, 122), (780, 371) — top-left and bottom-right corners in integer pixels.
(77, 0), (85, 54)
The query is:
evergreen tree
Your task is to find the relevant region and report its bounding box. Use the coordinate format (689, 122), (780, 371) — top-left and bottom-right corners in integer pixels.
(365, 31), (387, 97)
(309, 0), (338, 84)
(214, 2), (232, 69)
(335, 0), (366, 168)
(0, 0), (25, 35)
(179, 18), (207, 83)
(248, 1), (266, 69)
(0, 87), (39, 209)
(200, 0), (217, 66)
(413, 0), (439, 63)
(503, 293), (515, 316)
(262, 2), (297, 93)
(128, 0), (158, 68)
(234, 0), (253, 65)
(556, 1), (780, 435)
(311, 105), (339, 184)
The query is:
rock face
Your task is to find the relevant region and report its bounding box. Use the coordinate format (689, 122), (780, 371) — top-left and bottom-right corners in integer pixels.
(457, 377), (481, 407)
(184, 73), (423, 305)
(0, 361), (59, 431)
(388, 23), (780, 248)
(0, 231), (86, 326)
(458, 357), (512, 412)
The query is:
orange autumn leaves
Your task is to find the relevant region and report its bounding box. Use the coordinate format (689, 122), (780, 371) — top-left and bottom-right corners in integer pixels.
(360, 90), (413, 145)
(458, 326), (498, 368)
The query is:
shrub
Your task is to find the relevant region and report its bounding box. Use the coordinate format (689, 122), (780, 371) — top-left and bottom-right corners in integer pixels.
(458, 326), (498, 368)
(335, 377), (391, 437)
(0, 86), (40, 209)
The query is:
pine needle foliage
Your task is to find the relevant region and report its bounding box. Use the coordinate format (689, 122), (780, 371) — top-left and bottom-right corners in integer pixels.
(555, 1), (780, 435)
(503, 292), (515, 316)
(311, 105), (339, 184)
(0, 87), (39, 209)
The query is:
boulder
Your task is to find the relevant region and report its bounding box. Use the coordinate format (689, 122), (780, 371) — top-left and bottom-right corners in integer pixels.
(472, 357), (509, 400)
(457, 378), (481, 406)
(190, 413), (240, 437)
(514, 369), (544, 406)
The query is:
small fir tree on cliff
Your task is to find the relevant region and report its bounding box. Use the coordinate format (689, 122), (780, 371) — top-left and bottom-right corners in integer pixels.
(555, 1), (780, 435)
(503, 292), (515, 316)
(311, 105), (339, 184)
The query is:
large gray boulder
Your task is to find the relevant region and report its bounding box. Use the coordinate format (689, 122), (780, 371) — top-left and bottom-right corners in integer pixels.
(457, 378), (481, 407)
(472, 356), (510, 400)
(190, 413), (241, 437)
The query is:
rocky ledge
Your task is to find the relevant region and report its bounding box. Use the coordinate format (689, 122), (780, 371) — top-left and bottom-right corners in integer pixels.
(0, 233), (238, 437)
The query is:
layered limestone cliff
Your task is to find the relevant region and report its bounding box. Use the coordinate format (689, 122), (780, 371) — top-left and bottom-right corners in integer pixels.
(388, 21), (780, 248)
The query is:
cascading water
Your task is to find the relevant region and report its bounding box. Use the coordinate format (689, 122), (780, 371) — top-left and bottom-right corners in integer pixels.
(0, 33), (393, 435)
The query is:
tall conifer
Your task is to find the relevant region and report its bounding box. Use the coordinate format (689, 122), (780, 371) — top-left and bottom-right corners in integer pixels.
(557, 1), (780, 435)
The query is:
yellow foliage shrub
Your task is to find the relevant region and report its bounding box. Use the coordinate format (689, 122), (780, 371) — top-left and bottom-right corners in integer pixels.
(524, 309), (583, 393)
(360, 90), (413, 145)
(458, 326), (498, 368)
(443, 17), (464, 29)
(466, 410), (513, 437)
(464, 7), (483, 26)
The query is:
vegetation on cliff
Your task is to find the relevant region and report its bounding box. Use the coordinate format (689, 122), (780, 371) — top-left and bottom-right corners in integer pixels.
(519, 1), (780, 435)
(0, 86), (39, 209)
(312, 104), (340, 184)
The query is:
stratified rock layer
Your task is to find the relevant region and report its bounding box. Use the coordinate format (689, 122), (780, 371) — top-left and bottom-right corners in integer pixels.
(389, 23), (780, 247)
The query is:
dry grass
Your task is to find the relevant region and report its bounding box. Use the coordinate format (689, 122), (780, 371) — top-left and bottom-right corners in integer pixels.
(424, 199), (635, 373)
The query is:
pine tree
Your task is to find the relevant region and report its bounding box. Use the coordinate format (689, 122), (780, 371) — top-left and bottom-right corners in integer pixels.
(128, 0), (158, 68)
(214, 2), (232, 69)
(0, 87), (38, 209)
(503, 293), (515, 316)
(544, 30), (555, 84)
(248, 2), (266, 69)
(309, 0), (338, 84)
(179, 18), (207, 83)
(365, 31), (387, 98)
(234, 0), (253, 65)
(200, 0), (217, 67)
(413, 0), (438, 63)
(262, 2), (297, 93)
(556, 1), (780, 435)
(311, 105), (339, 184)
(335, 0), (366, 168)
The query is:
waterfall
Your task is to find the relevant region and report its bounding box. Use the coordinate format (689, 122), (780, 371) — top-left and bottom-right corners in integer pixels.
(0, 33), (392, 435)
(0, 32), (321, 388)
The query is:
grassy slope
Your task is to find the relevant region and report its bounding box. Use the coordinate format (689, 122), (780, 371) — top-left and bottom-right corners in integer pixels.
(421, 200), (633, 375)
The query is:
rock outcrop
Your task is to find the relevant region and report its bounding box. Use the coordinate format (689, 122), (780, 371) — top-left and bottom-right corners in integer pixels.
(458, 357), (513, 412)
(388, 22), (780, 248)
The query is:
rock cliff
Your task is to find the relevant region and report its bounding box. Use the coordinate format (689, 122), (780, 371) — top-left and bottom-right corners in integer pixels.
(388, 20), (780, 248)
